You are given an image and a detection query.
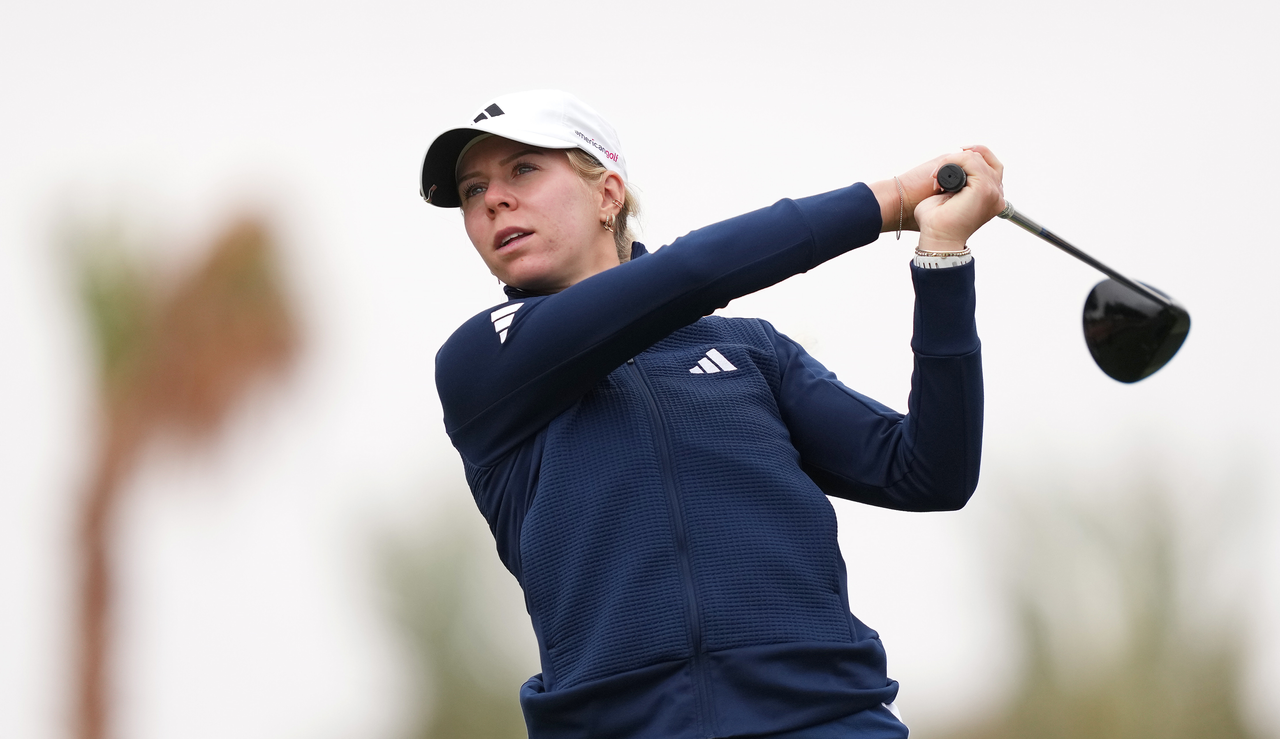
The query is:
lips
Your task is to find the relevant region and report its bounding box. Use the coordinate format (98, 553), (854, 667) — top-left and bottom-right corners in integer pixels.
(494, 227), (533, 252)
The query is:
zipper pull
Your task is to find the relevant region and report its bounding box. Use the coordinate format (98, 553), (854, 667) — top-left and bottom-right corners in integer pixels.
(626, 357), (635, 364)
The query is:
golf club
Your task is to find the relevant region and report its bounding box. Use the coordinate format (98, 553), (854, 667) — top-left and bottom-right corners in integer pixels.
(936, 162), (1190, 383)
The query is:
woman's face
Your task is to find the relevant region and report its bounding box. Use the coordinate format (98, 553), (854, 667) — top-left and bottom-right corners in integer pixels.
(456, 136), (620, 293)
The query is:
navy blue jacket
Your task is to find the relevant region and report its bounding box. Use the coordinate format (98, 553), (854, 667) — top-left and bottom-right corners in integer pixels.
(435, 183), (984, 738)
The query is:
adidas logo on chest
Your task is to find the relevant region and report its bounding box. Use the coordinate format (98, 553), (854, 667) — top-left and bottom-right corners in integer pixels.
(491, 303), (522, 343)
(689, 348), (737, 374)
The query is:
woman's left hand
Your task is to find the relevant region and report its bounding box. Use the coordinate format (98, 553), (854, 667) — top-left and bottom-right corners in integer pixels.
(913, 146), (1006, 252)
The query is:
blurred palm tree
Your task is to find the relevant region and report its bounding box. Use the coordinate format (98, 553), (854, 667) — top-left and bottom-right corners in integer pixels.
(941, 481), (1258, 739)
(72, 217), (298, 739)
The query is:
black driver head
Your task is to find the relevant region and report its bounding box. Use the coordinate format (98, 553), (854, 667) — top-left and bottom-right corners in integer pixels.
(1082, 279), (1190, 383)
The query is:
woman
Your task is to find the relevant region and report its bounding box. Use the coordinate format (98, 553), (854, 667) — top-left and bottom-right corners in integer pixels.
(422, 89), (1003, 738)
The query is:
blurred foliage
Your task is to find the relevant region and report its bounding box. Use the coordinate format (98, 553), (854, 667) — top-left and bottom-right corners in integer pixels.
(74, 217), (299, 435)
(77, 237), (155, 401)
(940, 479), (1260, 739)
(385, 509), (531, 739)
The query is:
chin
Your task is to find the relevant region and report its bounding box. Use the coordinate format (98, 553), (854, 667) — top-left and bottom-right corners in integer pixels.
(498, 261), (569, 294)
(500, 270), (558, 293)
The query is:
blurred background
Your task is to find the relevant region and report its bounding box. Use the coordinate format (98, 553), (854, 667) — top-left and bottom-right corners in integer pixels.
(2, 1), (1277, 737)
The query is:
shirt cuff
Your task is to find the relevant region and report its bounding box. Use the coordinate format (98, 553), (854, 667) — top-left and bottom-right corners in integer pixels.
(910, 259), (979, 356)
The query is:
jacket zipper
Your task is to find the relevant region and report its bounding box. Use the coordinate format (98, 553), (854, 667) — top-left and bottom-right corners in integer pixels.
(626, 357), (715, 737)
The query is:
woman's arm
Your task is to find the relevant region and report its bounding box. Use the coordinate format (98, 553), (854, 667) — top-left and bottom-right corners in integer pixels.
(436, 147), (1005, 469)
(437, 184), (883, 467)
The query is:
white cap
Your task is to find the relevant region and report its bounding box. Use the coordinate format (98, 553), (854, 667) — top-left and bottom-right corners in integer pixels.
(420, 89), (628, 208)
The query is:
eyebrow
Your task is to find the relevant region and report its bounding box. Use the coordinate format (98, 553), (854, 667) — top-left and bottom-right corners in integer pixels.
(456, 148), (547, 187)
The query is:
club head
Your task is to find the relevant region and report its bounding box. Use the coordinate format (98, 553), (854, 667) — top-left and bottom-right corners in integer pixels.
(1082, 279), (1190, 383)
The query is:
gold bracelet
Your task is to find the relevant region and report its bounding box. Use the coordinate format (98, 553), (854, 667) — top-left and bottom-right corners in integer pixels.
(914, 247), (971, 258)
(893, 176), (906, 241)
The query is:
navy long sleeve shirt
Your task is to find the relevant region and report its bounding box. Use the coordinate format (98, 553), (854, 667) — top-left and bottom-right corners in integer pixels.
(435, 182), (983, 738)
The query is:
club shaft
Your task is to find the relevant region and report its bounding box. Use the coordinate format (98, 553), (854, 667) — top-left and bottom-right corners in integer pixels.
(998, 202), (1174, 308)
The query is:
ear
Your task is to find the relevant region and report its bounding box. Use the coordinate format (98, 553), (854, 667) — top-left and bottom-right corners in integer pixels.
(598, 171), (626, 214)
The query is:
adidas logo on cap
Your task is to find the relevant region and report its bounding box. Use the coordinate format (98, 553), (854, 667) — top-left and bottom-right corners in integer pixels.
(473, 103), (504, 123)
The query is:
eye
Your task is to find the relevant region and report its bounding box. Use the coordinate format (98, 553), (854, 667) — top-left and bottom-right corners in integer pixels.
(460, 181), (486, 200)
(513, 162), (538, 176)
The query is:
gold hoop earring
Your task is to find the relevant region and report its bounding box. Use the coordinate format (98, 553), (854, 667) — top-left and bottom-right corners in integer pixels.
(602, 214), (616, 233)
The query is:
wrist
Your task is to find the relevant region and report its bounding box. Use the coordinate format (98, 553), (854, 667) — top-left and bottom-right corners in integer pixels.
(870, 180), (900, 233)
(871, 179), (923, 234)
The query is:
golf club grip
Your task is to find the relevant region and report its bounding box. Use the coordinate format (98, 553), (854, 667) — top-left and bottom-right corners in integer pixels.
(937, 163), (967, 192)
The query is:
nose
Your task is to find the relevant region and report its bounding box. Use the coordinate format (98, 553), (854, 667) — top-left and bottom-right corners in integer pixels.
(483, 180), (514, 215)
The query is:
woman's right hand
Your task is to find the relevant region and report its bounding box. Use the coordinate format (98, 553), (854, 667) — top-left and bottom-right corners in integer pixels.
(913, 146), (1005, 253)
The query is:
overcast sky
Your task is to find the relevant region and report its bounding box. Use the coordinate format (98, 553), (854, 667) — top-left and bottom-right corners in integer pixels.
(3, 1), (1278, 737)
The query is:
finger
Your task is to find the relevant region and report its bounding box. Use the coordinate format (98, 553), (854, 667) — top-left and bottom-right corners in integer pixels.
(949, 150), (1000, 194)
(961, 145), (1004, 179)
(959, 149), (996, 177)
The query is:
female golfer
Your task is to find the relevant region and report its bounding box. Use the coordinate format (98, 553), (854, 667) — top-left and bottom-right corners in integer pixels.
(423, 90), (1003, 738)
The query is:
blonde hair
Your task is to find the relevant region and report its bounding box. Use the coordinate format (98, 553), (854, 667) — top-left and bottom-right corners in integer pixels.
(565, 149), (640, 264)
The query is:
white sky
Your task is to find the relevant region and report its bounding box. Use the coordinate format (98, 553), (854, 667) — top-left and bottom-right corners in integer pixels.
(2, 1), (1278, 737)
